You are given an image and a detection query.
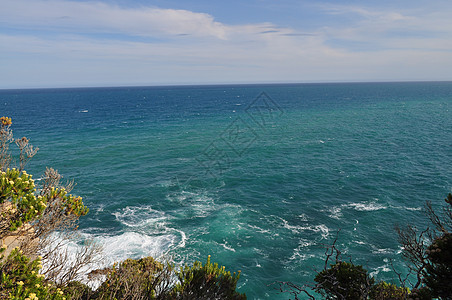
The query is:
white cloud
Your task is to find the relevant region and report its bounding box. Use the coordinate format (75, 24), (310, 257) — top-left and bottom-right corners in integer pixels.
(0, 0), (228, 39)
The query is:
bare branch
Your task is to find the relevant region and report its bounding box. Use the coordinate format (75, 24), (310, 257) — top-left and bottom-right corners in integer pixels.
(15, 137), (39, 171)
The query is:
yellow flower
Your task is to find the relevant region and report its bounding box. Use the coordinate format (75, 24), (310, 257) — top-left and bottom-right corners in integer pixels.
(0, 116), (12, 126)
(35, 284), (40, 288)
(17, 281), (24, 286)
(59, 291), (64, 295)
(29, 293), (38, 300)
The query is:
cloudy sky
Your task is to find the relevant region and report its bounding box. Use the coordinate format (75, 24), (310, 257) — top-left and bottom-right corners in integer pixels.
(1, 0), (451, 88)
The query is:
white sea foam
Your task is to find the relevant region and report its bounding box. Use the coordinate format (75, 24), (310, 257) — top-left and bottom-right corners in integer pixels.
(370, 264), (391, 277)
(326, 206), (343, 219)
(220, 241), (236, 252)
(354, 240), (366, 245)
(112, 205), (186, 252)
(403, 206), (422, 211)
(41, 229), (184, 289)
(96, 231), (178, 262)
(344, 201), (387, 211)
(41, 205), (187, 287)
(289, 241), (317, 261)
(391, 205), (422, 211)
(281, 218), (330, 239)
(298, 213), (309, 221)
(370, 247), (393, 254)
(167, 189), (240, 219)
(255, 260), (262, 268)
(248, 224), (271, 234)
(113, 205), (167, 228)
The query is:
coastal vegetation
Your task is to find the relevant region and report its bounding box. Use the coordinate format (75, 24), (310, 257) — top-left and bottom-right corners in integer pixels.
(1, 116), (451, 299)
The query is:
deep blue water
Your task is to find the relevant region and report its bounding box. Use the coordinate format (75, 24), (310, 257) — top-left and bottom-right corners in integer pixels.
(1, 82), (451, 299)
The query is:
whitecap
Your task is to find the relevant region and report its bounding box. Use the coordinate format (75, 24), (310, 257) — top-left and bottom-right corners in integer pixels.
(248, 224), (271, 234)
(298, 213), (309, 221)
(354, 240), (366, 245)
(325, 206), (342, 219)
(281, 218), (330, 239)
(220, 241), (236, 252)
(370, 264), (391, 277)
(391, 205), (422, 211)
(404, 207), (422, 211)
(289, 243), (317, 261)
(344, 201), (387, 211)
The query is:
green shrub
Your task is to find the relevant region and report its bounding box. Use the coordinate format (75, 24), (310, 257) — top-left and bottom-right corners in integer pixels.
(370, 281), (410, 300)
(407, 287), (433, 300)
(424, 232), (452, 299)
(95, 256), (172, 300)
(0, 248), (67, 300)
(314, 261), (374, 300)
(63, 280), (93, 300)
(171, 255), (246, 300)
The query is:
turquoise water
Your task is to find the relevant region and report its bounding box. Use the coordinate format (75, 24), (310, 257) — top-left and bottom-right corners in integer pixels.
(1, 82), (451, 298)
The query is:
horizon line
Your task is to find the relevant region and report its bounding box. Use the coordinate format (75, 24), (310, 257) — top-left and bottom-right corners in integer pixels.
(1, 80), (451, 91)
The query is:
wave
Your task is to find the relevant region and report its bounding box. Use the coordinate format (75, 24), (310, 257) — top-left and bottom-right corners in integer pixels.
(281, 218), (330, 239)
(345, 201), (387, 211)
(41, 205), (188, 286)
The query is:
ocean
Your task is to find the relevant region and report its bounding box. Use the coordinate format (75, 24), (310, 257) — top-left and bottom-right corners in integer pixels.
(1, 82), (451, 299)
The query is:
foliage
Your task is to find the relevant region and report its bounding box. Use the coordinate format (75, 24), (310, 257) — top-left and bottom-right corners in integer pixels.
(0, 168), (44, 232)
(0, 168), (88, 235)
(63, 280), (93, 300)
(171, 255), (246, 300)
(369, 281), (409, 300)
(396, 193), (452, 299)
(314, 261), (374, 300)
(423, 232), (452, 298)
(0, 248), (67, 300)
(94, 256), (173, 300)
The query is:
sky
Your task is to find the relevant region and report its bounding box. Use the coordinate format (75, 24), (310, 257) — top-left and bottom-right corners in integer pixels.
(1, 0), (452, 88)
